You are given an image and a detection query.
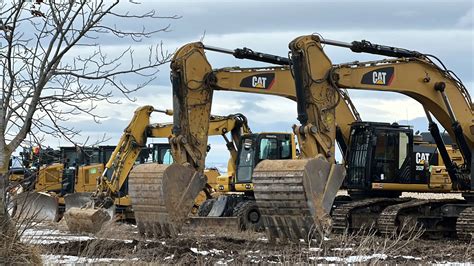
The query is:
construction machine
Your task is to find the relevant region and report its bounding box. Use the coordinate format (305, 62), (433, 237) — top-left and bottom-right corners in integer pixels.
(277, 35), (473, 240)
(65, 106), (287, 233)
(8, 146), (104, 222)
(126, 42), (361, 238)
(63, 106), (175, 232)
(190, 130), (298, 231)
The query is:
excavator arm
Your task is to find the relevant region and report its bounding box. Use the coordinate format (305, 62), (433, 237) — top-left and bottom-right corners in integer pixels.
(64, 106), (171, 212)
(211, 66), (360, 151)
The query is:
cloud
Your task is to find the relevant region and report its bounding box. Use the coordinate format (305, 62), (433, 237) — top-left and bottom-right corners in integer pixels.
(22, 1), (473, 166)
(457, 8), (473, 27)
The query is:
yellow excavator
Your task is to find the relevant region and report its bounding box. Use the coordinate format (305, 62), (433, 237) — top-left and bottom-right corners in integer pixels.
(126, 42), (361, 238)
(64, 106), (295, 233)
(280, 35), (472, 240)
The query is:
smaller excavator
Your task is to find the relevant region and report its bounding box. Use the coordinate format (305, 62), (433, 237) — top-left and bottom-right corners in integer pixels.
(64, 106), (293, 233)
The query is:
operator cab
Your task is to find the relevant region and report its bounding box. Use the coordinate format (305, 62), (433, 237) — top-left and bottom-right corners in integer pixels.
(345, 122), (414, 197)
(235, 133), (293, 184)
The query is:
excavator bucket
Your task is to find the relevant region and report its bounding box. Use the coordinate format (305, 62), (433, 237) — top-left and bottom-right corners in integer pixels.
(63, 193), (116, 233)
(63, 207), (111, 234)
(253, 157), (345, 242)
(11, 192), (60, 222)
(64, 192), (93, 211)
(128, 163), (207, 238)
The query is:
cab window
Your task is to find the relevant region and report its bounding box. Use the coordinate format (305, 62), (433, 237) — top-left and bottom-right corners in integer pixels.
(280, 139), (291, 159)
(259, 138), (279, 160)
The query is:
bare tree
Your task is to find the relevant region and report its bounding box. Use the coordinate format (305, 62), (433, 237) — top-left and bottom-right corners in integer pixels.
(0, 0), (176, 231)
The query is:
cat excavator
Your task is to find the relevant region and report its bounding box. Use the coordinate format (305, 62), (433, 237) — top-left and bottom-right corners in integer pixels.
(283, 35), (473, 240)
(64, 105), (286, 233)
(126, 42), (361, 238)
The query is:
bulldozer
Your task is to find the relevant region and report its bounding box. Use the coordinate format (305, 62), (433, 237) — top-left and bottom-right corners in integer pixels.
(8, 146), (104, 221)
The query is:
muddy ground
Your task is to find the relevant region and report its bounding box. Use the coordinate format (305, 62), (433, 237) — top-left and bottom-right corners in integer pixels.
(21, 220), (473, 264)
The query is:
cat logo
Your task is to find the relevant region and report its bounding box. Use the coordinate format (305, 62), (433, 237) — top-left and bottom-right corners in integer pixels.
(240, 73), (275, 89)
(252, 76), (267, 88)
(416, 152), (430, 164)
(361, 67), (394, 86)
(373, 72), (387, 85)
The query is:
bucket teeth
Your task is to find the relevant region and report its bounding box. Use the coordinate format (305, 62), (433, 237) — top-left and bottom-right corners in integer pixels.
(129, 163), (206, 238)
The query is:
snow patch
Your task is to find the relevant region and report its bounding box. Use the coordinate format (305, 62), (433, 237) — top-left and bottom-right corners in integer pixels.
(247, 250), (260, 253)
(41, 254), (139, 264)
(400, 255), (422, 260)
(216, 258), (234, 265)
(21, 227), (134, 245)
(190, 247), (224, 256)
(164, 254), (175, 260)
(21, 228), (95, 244)
(310, 253), (388, 263)
(331, 247), (353, 251)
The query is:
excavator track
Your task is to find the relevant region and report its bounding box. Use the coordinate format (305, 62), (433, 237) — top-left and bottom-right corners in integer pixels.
(331, 197), (408, 233)
(378, 199), (463, 238)
(377, 199), (425, 236)
(128, 164), (178, 238)
(253, 158), (345, 243)
(456, 206), (474, 241)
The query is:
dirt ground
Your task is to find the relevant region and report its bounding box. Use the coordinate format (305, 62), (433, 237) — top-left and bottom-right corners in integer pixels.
(20, 220), (473, 264)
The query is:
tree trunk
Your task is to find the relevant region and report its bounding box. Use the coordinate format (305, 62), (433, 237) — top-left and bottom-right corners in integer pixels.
(0, 151), (12, 234)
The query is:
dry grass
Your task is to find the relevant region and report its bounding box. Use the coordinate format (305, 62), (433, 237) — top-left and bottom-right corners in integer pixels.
(13, 204), (473, 264)
(33, 220), (474, 264)
(0, 216), (42, 264)
(1, 190), (59, 264)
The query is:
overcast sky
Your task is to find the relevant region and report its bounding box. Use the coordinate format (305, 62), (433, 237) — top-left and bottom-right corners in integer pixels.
(39, 0), (473, 167)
